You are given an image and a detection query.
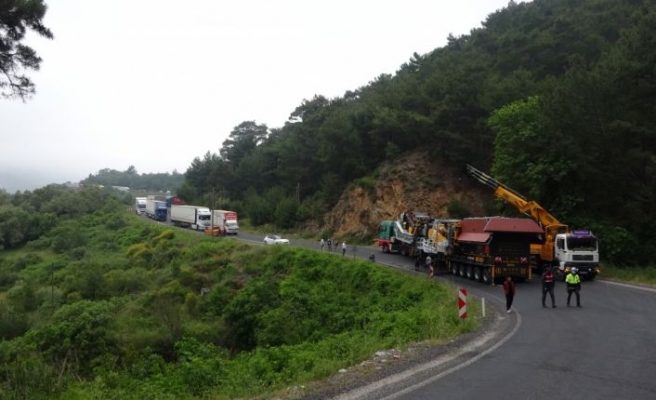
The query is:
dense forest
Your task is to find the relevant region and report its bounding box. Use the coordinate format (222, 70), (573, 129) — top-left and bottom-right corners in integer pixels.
(0, 186), (472, 398)
(174, 0), (656, 267)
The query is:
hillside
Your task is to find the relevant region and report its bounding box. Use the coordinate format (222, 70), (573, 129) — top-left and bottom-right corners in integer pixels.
(176, 0), (656, 266)
(325, 151), (489, 238)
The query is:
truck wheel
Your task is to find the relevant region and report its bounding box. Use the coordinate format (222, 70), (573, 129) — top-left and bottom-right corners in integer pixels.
(466, 265), (474, 280)
(473, 267), (482, 282)
(450, 262), (458, 276)
(482, 269), (491, 284)
(458, 264), (466, 277)
(382, 244), (389, 253)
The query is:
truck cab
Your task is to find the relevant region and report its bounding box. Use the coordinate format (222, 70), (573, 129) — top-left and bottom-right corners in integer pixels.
(554, 230), (600, 280)
(135, 197), (147, 215)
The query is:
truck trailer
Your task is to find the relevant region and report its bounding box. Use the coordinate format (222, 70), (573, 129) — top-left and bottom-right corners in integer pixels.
(145, 197), (168, 222)
(440, 217), (544, 284)
(170, 205), (211, 231)
(211, 210), (239, 235)
(378, 213), (543, 284)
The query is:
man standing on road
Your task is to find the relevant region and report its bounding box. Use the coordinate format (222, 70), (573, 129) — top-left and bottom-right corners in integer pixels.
(566, 267), (582, 307)
(425, 255), (433, 278)
(503, 276), (516, 313)
(542, 266), (557, 308)
(320, 238), (325, 251)
(341, 241), (346, 256)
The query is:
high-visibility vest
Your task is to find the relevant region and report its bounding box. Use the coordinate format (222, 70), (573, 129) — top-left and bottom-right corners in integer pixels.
(566, 273), (580, 285)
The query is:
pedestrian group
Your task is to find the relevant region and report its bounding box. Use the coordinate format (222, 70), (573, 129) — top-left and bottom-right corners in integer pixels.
(503, 266), (583, 314)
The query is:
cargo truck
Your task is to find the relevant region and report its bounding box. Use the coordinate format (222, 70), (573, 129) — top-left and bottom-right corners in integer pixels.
(145, 197), (168, 222)
(170, 205), (211, 231)
(212, 210), (239, 235)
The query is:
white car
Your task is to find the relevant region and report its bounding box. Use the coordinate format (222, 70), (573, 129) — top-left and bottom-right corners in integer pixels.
(264, 234), (289, 245)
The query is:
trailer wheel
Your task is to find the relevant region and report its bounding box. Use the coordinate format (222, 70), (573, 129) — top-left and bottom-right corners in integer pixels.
(458, 264), (466, 277)
(450, 262), (458, 276)
(482, 269), (491, 284)
(473, 267), (482, 282)
(466, 265), (474, 280)
(382, 244), (389, 253)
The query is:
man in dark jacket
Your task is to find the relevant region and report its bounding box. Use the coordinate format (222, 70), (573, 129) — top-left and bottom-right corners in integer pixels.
(541, 266), (556, 308)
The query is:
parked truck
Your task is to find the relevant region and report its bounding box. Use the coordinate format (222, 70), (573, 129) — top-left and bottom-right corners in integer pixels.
(134, 197), (147, 215)
(211, 210), (239, 235)
(145, 196), (168, 222)
(466, 165), (600, 280)
(170, 205), (211, 231)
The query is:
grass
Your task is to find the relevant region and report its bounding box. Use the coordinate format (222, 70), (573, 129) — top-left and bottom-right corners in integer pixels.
(599, 264), (656, 287)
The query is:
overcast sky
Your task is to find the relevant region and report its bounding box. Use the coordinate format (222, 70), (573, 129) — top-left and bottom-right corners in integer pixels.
(1, 0), (516, 192)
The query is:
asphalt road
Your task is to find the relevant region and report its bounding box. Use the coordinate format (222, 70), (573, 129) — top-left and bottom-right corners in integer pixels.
(150, 221), (656, 399)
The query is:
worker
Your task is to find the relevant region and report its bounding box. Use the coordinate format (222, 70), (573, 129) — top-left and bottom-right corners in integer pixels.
(425, 255), (433, 278)
(369, 252), (376, 262)
(541, 266), (556, 308)
(341, 241), (347, 256)
(566, 267), (582, 307)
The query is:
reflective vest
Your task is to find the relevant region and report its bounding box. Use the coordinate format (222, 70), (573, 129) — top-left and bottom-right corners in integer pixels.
(566, 273), (581, 285)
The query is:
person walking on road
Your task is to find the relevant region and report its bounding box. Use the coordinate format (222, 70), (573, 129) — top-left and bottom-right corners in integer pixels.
(566, 267), (582, 307)
(341, 241), (347, 256)
(327, 238), (332, 252)
(425, 255), (434, 278)
(503, 276), (516, 313)
(542, 266), (557, 308)
(320, 238), (325, 251)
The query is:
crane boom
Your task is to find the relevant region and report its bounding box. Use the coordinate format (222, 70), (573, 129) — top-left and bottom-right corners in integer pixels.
(466, 165), (566, 231)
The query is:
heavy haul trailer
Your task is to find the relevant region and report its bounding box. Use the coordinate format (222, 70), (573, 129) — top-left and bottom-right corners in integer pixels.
(440, 217), (544, 284)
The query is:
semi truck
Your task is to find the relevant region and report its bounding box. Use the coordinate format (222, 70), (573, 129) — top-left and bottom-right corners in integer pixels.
(170, 205), (211, 231)
(211, 210), (239, 235)
(145, 196), (168, 222)
(466, 165), (600, 280)
(134, 197), (147, 215)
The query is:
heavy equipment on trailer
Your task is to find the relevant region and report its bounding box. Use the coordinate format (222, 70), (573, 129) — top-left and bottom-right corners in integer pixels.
(466, 165), (600, 280)
(378, 214), (542, 284)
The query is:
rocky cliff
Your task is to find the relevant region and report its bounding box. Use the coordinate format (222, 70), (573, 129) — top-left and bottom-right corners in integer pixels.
(323, 151), (490, 239)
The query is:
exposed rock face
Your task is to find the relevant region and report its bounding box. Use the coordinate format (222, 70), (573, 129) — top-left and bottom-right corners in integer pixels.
(324, 151), (489, 238)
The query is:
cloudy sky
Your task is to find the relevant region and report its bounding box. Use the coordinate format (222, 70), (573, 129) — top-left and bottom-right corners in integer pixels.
(1, 0), (516, 192)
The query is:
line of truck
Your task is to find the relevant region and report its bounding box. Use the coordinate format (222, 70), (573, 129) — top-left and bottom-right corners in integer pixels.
(135, 195), (239, 235)
(378, 166), (600, 284)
